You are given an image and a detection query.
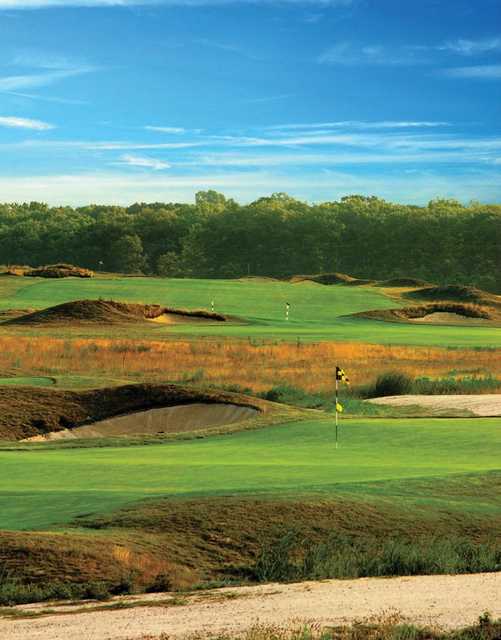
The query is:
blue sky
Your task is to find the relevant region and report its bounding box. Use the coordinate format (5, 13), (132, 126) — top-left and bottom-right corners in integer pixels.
(0, 0), (500, 205)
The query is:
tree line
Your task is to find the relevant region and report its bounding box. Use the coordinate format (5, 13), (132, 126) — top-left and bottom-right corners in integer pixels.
(1, 191), (500, 292)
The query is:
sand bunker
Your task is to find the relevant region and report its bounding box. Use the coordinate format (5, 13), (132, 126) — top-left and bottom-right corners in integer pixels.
(5, 299), (227, 326)
(411, 311), (490, 324)
(354, 302), (494, 325)
(23, 402), (258, 441)
(367, 394), (501, 417)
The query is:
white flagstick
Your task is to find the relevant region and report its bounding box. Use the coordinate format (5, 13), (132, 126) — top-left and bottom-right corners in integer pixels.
(335, 375), (339, 449)
(285, 302), (290, 321)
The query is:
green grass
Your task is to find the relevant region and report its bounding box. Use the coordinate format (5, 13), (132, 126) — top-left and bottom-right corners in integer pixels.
(1, 275), (500, 346)
(1, 417), (500, 530)
(0, 376), (55, 387)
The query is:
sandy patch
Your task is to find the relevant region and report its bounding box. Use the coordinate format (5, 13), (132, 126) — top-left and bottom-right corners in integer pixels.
(412, 312), (490, 324)
(1, 573), (500, 639)
(367, 394), (501, 416)
(23, 403), (258, 441)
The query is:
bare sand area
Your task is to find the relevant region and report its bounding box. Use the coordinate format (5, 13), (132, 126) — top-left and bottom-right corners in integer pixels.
(23, 403), (258, 441)
(2, 573), (500, 639)
(411, 311), (490, 324)
(367, 394), (501, 416)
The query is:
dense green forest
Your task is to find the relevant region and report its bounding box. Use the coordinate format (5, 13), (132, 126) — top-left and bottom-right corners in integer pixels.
(1, 191), (500, 291)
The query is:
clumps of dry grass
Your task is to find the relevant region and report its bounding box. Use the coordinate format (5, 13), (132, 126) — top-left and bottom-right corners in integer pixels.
(1, 265), (30, 277)
(135, 614), (501, 640)
(377, 277), (431, 287)
(26, 263), (94, 278)
(405, 285), (500, 307)
(396, 303), (491, 320)
(290, 273), (375, 286)
(0, 335), (499, 394)
(163, 307), (227, 321)
(356, 302), (492, 323)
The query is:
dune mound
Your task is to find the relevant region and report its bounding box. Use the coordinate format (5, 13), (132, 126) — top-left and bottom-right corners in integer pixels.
(378, 277), (431, 288)
(355, 302), (492, 325)
(291, 272), (374, 286)
(5, 299), (227, 326)
(405, 285), (499, 305)
(2, 265), (30, 277)
(27, 263), (94, 278)
(0, 382), (269, 441)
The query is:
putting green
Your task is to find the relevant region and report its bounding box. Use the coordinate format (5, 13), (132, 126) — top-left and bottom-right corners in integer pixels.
(1, 276), (500, 347)
(1, 417), (500, 530)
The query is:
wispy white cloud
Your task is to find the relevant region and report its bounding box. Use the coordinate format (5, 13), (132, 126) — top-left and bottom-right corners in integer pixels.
(439, 37), (501, 56)
(5, 130), (501, 155)
(0, 115), (54, 130)
(0, 167), (498, 206)
(117, 153), (171, 170)
(8, 139), (204, 150)
(318, 36), (501, 67)
(441, 64), (501, 79)
(3, 90), (88, 105)
(0, 65), (96, 91)
(177, 148), (495, 168)
(317, 42), (425, 66)
(145, 125), (204, 134)
(266, 121), (450, 131)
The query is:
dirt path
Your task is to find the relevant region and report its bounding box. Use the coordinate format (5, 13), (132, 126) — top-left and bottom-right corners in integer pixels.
(367, 394), (501, 416)
(2, 573), (501, 640)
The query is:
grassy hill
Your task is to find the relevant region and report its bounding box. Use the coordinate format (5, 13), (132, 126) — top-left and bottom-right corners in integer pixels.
(1, 275), (501, 346)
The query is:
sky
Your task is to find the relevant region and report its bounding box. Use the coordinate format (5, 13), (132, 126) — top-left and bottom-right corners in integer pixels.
(0, 0), (500, 205)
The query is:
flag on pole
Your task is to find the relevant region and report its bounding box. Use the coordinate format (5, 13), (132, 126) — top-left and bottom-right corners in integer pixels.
(335, 366), (350, 384)
(335, 366), (349, 449)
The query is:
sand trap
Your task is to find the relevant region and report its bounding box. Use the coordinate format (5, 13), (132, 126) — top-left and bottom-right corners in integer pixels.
(412, 312), (490, 324)
(367, 394), (501, 416)
(2, 572), (500, 639)
(23, 403), (258, 441)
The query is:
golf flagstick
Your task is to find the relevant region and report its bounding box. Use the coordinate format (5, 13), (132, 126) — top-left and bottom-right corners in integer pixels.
(335, 375), (339, 449)
(334, 366), (349, 449)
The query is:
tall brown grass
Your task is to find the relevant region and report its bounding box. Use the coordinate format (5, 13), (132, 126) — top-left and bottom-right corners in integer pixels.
(0, 335), (499, 392)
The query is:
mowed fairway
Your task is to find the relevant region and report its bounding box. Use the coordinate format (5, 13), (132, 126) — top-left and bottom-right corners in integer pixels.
(1, 417), (501, 531)
(1, 276), (500, 346)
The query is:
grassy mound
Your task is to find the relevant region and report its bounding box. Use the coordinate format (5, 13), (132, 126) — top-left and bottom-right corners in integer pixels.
(291, 272), (374, 286)
(1, 485), (501, 600)
(4, 299), (227, 326)
(356, 302), (493, 324)
(26, 263), (94, 278)
(1, 265), (30, 277)
(378, 277), (431, 287)
(0, 382), (267, 440)
(406, 285), (500, 306)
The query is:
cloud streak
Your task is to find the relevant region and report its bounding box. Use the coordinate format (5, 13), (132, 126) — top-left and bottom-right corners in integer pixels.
(0, 115), (54, 130)
(441, 65), (501, 79)
(0, 66), (96, 91)
(0, 167), (498, 206)
(117, 153), (171, 169)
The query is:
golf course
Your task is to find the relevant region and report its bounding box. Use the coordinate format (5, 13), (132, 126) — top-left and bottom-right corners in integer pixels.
(0, 271), (499, 608)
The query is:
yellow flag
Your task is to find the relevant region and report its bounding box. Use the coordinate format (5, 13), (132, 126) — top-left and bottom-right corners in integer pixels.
(336, 402), (343, 413)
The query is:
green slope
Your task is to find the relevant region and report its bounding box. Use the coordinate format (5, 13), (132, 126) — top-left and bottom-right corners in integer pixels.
(1, 276), (501, 346)
(1, 416), (500, 530)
